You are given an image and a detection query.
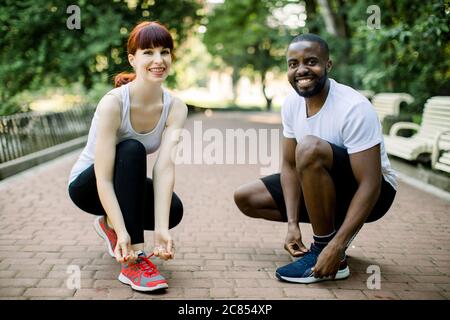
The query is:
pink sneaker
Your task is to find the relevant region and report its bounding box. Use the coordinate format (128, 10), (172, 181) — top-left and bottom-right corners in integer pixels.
(93, 216), (117, 258)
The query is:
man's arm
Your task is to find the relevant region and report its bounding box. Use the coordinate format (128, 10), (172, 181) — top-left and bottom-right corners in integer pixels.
(331, 143), (382, 249)
(313, 144), (382, 277)
(280, 137), (308, 256)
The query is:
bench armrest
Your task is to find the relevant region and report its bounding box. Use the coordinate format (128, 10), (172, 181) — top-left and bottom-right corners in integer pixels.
(389, 122), (421, 137)
(432, 130), (450, 168)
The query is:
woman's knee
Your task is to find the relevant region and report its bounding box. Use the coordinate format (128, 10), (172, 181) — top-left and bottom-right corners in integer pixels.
(116, 139), (146, 159)
(113, 140), (147, 182)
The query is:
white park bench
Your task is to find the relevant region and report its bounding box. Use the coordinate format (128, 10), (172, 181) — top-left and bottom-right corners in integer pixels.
(432, 130), (450, 174)
(371, 93), (415, 122)
(384, 96), (450, 162)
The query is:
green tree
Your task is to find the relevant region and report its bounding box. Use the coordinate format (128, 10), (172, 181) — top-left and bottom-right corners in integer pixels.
(349, 0), (450, 112)
(304, 0), (450, 113)
(0, 0), (202, 113)
(203, 0), (299, 110)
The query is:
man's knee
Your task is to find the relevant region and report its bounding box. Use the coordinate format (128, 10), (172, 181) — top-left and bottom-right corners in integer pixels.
(234, 185), (259, 218)
(233, 186), (250, 213)
(295, 135), (330, 173)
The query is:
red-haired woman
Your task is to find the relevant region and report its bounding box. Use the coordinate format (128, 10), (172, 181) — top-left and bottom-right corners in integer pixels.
(67, 21), (187, 292)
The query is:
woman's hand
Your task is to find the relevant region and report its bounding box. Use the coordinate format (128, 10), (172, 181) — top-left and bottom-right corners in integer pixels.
(114, 232), (136, 263)
(153, 229), (174, 260)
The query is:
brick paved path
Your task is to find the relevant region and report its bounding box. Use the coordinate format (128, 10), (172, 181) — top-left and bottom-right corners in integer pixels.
(0, 112), (449, 300)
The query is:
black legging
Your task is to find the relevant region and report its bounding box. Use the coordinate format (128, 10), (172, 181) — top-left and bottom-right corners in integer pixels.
(68, 139), (183, 244)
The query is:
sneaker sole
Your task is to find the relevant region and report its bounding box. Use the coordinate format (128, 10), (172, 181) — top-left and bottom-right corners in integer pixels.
(276, 266), (350, 284)
(118, 273), (168, 292)
(93, 216), (115, 258)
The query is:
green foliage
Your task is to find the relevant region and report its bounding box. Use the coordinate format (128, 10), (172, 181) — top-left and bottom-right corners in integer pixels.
(202, 0), (449, 113)
(203, 0), (296, 109)
(172, 36), (212, 90)
(0, 100), (30, 116)
(0, 0), (201, 106)
(328, 0), (450, 113)
(1, 0), (449, 116)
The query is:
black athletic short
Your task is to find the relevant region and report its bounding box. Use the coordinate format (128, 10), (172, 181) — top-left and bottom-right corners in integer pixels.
(261, 142), (396, 229)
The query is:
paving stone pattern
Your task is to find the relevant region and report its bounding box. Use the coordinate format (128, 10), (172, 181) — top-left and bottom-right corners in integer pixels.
(0, 112), (449, 300)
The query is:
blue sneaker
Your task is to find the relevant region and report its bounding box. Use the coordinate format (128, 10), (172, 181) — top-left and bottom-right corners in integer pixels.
(275, 243), (350, 284)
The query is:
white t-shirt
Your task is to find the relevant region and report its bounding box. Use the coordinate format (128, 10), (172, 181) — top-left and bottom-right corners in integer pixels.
(281, 79), (397, 190)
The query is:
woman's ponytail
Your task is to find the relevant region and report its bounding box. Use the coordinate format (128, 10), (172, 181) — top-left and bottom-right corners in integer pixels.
(114, 72), (136, 87)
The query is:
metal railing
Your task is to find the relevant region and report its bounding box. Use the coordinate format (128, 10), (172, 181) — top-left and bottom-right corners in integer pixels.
(0, 105), (95, 163)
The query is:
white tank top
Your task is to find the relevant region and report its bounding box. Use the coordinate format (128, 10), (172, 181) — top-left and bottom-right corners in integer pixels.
(68, 83), (173, 185)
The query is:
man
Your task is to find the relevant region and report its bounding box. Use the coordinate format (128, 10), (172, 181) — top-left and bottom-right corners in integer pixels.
(233, 34), (397, 283)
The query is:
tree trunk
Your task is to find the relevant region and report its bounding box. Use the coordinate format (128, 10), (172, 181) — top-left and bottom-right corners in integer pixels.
(317, 0), (338, 36)
(336, 0), (350, 38)
(231, 65), (240, 105)
(261, 70), (272, 111)
(317, 0), (350, 38)
(305, 0), (320, 34)
(317, 0), (351, 68)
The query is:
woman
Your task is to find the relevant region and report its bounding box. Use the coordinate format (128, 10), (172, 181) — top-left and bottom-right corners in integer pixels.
(68, 21), (187, 292)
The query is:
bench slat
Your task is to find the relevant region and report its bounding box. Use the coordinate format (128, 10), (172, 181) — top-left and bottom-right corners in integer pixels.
(385, 96), (450, 166)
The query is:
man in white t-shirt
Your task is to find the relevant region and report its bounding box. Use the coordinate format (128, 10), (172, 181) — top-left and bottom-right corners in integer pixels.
(234, 34), (397, 283)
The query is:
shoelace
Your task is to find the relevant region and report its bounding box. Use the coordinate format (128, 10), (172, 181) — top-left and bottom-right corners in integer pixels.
(295, 250), (318, 267)
(135, 254), (158, 277)
(288, 249), (318, 277)
(294, 245), (346, 275)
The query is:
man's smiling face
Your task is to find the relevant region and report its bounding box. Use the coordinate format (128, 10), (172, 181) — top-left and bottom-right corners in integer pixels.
(286, 41), (332, 98)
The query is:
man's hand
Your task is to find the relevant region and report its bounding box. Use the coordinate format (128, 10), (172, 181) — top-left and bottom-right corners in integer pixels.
(284, 224), (309, 257)
(312, 242), (345, 279)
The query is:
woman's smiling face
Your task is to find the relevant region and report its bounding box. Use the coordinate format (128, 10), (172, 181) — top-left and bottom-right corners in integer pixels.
(129, 46), (172, 83)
